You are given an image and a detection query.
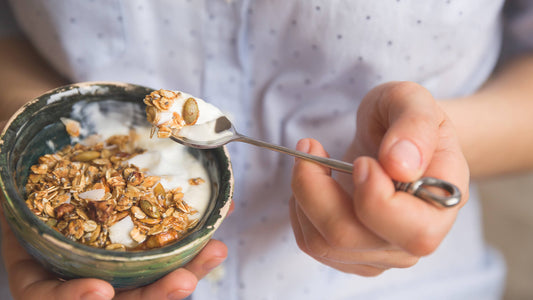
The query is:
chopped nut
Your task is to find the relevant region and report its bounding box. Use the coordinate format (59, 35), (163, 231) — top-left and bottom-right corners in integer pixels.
(55, 203), (75, 220)
(87, 201), (114, 224)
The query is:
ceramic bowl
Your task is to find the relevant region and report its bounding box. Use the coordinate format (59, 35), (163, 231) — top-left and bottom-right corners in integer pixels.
(0, 82), (233, 288)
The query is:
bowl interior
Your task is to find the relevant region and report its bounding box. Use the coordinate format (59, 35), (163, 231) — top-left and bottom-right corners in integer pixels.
(0, 82), (233, 285)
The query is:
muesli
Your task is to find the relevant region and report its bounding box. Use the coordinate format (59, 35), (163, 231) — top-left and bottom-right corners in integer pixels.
(25, 100), (209, 251)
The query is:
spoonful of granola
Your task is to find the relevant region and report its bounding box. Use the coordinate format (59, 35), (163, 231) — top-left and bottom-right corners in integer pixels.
(143, 89), (461, 208)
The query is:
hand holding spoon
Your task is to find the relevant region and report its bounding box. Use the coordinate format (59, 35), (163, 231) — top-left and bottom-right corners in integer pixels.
(171, 116), (461, 208)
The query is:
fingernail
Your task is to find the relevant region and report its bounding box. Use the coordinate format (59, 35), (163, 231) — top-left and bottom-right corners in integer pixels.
(353, 159), (368, 184)
(388, 140), (421, 172)
(81, 291), (111, 300)
(296, 139), (310, 153)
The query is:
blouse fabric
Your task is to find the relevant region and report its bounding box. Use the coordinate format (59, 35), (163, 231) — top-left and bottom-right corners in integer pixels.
(3, 0), (532, 299)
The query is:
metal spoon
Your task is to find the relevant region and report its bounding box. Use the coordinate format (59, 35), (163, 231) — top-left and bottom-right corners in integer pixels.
(171, 116), (461, 207)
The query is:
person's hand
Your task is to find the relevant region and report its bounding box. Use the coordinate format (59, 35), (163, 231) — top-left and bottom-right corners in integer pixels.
(289, 81), (469, 276)
(0, 205), (227, 300)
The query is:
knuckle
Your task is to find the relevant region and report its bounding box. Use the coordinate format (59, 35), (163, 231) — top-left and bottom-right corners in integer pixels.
(385, 81), (425, 101)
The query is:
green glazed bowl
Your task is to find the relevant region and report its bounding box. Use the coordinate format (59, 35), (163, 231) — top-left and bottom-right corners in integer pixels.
(0, 82), (233, 288)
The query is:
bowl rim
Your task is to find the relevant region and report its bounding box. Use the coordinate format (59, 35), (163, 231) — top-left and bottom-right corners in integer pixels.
(0, 81), (234, 261)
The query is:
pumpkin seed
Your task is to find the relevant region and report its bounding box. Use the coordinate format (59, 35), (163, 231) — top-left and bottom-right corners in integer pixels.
(146, 106), (160, 124)
(72, 151), (100, 162)
(140, 199), (161, 219)
(182, 97), (199, 125)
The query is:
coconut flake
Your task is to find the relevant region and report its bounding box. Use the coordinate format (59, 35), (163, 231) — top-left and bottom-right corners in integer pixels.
(78, 189), (105, 201)
(108, 216), (138, 248)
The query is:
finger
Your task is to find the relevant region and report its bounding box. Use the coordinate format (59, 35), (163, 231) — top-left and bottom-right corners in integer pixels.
(291, 139), (386, 250)
(4, 247), (114, 300)
(290, 197), (382, 277)
(290, 197), (418, 269)
(353, 156), (458, 256)
(373, 82), (469, 204)
(290, 205), (388, 277)
(1, 204), (114, 300)
(183, 239), (227, 278)
(17, 277), (114, 300)
(419, 116), (470, 208)
(376, 81), (442, 182)
(115, 239), (227, 300)
(115, 268), (197, 300)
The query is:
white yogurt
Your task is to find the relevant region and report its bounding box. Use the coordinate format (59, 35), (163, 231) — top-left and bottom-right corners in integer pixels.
(69, 100), (212, 247)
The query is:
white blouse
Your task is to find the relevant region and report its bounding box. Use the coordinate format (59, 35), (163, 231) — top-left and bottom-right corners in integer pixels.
(4, 0), (533, 299)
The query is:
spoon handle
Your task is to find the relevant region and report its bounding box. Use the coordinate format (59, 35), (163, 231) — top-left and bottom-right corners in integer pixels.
(236, 135), (353, 172)
(235, 135), (461, 208)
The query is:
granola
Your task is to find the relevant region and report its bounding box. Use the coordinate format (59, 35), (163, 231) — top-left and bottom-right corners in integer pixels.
(25, 129), (203, 251)
(143, 89), (198, 138)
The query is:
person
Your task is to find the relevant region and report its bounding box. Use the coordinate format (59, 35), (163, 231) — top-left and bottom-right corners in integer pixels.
(1, 0), (532, 299)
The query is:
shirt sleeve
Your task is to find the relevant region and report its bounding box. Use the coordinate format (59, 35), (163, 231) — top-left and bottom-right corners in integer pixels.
(0, 0), (22, 38)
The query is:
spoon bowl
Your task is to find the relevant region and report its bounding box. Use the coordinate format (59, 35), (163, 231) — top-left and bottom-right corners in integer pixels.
(171, 116), (235, 149)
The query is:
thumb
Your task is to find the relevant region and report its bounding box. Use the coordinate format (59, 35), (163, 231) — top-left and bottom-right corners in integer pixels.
(377, 82), (443, 182)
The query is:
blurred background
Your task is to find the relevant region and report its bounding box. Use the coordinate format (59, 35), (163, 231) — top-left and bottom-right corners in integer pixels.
(479, 172), (533, 300)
